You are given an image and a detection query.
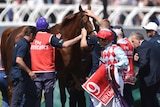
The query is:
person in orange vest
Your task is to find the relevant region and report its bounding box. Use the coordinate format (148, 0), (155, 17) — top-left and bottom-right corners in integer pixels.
(30, 17), (82, 107)
(112, 26), (136, 107)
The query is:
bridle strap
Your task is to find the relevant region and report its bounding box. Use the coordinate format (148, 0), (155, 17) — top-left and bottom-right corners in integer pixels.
(80, 13), (96, 36)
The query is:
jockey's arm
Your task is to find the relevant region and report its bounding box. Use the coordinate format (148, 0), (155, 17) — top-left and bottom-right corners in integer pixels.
(114, 46), (129, 69)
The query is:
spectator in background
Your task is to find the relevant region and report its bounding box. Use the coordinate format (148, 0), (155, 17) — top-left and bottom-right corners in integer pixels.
(0, 0), (6, 21)
(149, 14), (159, 28)
(44, 0), (54, 4)
(143, 22), (160, 45)
(130, 32), (160, 107)
(60, 0), (75, 4)
(112, 26), (135, 107)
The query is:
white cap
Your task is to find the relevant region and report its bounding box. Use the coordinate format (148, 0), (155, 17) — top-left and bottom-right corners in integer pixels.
(143, 22), (158, 31)
(112, 28), (123, 36)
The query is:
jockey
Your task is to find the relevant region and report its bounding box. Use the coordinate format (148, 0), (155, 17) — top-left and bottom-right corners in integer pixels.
(99, 29), (129, 107)
(30, 17), (82, 107)
(81, 28), (129, 107)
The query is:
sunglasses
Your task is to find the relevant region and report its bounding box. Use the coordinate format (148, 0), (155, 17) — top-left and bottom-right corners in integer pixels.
(98, 38), (105, 42)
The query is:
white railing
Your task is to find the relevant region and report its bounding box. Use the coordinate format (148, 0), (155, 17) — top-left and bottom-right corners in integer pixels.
(0, 4), (160, 28)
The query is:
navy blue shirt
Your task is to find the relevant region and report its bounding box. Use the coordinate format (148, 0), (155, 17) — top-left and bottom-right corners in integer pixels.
(86, 36), (101, 75)
(50, 35), (64, 48)
(11, 38), (31, 81)
(148, 34), (160, 47)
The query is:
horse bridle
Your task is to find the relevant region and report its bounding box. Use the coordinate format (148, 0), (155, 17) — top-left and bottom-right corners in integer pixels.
(80, 13), (96, 36)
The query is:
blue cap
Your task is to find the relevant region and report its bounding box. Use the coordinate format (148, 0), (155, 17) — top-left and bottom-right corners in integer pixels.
(36, 17), (49, 30)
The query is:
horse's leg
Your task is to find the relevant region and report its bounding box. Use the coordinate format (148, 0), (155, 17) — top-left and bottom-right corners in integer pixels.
(66, 81), (86, 107)
(77, 90), (86, 107)
(71, 73), (86, 107)
(55, 49), (67, 107)
(58, 78), (66, 107)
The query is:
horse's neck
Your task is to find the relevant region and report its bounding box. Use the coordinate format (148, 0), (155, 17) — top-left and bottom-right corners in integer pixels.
(61, 22), (81, 39)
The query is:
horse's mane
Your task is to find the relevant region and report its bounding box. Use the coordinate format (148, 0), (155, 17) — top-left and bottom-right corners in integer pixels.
(60, 12), (80, 27)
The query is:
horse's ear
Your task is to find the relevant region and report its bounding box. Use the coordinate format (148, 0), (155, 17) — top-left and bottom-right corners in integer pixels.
(79, 5), (83, 11)
(88, 4), (91, 10)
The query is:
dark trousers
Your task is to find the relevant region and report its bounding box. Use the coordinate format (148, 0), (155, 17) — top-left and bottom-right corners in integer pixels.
(123, 84), (134, 107)
(11, 77), (38, 107)
(66, 73), (86, 107)
(139, 79), (160, 107)
(34, 72), (57, 107)
(24, 77), (38, 107)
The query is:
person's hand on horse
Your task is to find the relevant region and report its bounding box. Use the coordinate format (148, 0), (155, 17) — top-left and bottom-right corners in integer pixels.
(84, 9), (95, 18)
(81, 28), (87, 36)
(29, 72), (36, 80)
(55, 33), (62, 39)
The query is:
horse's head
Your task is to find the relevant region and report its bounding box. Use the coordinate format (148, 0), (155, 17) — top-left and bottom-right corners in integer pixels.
(49, 5), (95, 73)
(79, 5), (95, 36)
(58, 5), (95, 40)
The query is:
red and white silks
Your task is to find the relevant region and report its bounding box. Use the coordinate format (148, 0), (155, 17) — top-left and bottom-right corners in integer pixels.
(82, 64), (125, 107)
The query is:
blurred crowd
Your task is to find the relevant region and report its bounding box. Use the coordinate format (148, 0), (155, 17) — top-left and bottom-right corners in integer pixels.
(0, 0), (160, 6)
(0, 0), (159, 26)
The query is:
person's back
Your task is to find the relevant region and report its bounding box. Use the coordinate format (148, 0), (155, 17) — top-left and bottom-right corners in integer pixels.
(31, 17), (82, 107)
(30, 17), (61, 107)
(31, 32), (56, 72)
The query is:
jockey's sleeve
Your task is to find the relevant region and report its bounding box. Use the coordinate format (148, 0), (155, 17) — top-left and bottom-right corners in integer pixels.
(114, 46), (129, 69)
(50, 35), (64, 48)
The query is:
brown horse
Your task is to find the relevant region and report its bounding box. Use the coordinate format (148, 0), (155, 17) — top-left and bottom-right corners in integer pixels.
(1, 26), (37, 104)
(1, 5), (95, 107)
(49, 5), (95, 107)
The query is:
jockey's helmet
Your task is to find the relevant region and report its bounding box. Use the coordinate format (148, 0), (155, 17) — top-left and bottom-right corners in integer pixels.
(36, 17), (49, 30)
(97, 29), (114, 41)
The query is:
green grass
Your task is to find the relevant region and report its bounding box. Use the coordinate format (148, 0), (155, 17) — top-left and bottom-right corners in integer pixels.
(1, 80), (156, 107)
(0, 92), (2, 107)
(0, 80), (140, 107)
